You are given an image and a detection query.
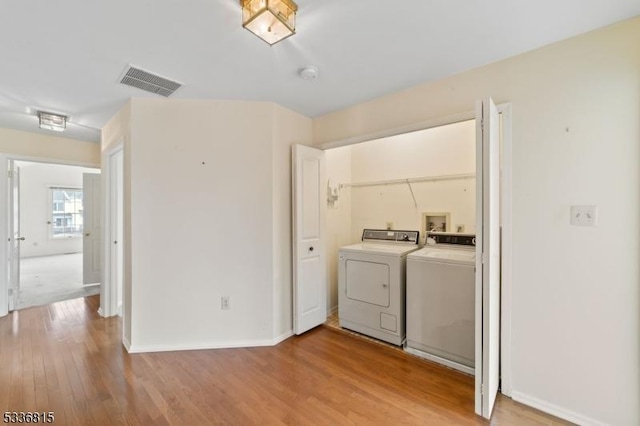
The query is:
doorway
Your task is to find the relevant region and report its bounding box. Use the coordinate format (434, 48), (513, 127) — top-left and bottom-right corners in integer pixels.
(292, 100), (512, 420)
(6, 159), (101, 311)
(324, 118), (478, 315)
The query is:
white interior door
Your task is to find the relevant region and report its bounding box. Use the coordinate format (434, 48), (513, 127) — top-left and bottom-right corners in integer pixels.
(112, 150), (124, 315)
(292, 144), (327, 334)
(475, 97), (501, 418)
(83, 173), (101, 284)
(8, 161), (21, 311)
(101, 146), (124, 318)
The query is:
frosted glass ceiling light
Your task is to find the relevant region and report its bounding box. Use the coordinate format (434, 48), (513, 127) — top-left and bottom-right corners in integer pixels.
(240, 0), (297, 45)
(38, 111), (67, 132)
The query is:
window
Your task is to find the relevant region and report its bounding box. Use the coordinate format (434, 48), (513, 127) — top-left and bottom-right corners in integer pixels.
(51, 187), (83, 238)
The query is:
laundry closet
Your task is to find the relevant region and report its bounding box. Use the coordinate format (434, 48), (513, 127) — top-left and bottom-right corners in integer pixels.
(323, 118), (477, 368)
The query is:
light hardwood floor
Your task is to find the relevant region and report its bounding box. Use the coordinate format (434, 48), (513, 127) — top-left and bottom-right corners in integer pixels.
(0, 296), (570, 425)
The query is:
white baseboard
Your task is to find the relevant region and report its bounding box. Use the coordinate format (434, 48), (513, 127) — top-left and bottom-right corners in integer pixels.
(272, 330), (293, 345)
(126, 334), (294, 354)
(97, 307), (105, 317)
(122, 336), (132, 352)
(511, 390), (604, 426)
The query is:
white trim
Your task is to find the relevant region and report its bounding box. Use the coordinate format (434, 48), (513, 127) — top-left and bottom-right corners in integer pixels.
(272, 330), (293, 345)
(126, 337), (291, 354)
(97, 307), (105, 317)
(474, 101), (484, 415)
(100, 140), (124, 318)
(122, 336), (132, 352)
(511, 391), (605, 426)
(497, 103), (513, 397)
(318, 111), (475, 150)
(329, 305), (338, 316)
(0, 155), (8, 317)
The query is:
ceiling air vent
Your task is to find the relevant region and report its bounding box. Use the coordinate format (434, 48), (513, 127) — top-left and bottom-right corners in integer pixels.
(119, 65), (182, 97)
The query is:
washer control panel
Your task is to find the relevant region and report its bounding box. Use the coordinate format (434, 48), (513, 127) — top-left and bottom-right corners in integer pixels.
(428, 232), (476, 246)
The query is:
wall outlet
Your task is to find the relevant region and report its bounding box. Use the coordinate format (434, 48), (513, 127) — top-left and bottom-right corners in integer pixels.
(221, 296), (230, 310)
(570, 205), (597, 227)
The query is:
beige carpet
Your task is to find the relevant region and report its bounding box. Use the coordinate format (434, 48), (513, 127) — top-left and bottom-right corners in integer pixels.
(17, 253), (100, 310)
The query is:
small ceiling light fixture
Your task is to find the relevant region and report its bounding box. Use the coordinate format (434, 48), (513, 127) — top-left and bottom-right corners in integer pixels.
(240, 0), (298, 46)
(38, 111), (67, 132)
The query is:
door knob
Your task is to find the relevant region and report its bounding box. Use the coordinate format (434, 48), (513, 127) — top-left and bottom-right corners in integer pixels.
(85, 232), (91, 237)
(309, 246), (314, 252)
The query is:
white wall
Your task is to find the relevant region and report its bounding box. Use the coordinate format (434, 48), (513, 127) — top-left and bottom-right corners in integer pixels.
(102, 99), (313, 350)
(18, 162), (98, 258)
(325, 146), (352, 311)
(348, 120), (475, 242)
(128, 99), (274, 349)
(0, 127), (100, 165)
(314, 17), (640, 426)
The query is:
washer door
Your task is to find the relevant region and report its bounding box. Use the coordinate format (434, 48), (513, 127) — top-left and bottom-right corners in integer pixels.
(345, 260), (390, 307)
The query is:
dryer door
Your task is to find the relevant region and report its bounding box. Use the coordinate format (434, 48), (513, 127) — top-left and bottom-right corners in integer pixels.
(345, 260), (390, 307)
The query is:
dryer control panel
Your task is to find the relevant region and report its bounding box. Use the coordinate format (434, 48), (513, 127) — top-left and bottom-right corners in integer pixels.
(427, 232), (476, 246)
(361, 229), (420, 244)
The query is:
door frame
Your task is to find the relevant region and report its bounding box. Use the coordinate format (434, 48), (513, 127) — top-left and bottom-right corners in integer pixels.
(100, 140), (124, 318)
(0, 154), (100, 317)
(317, 104), (513, 400)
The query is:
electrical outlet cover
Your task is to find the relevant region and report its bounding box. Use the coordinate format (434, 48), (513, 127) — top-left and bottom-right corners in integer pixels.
(570, 205), (597, 227)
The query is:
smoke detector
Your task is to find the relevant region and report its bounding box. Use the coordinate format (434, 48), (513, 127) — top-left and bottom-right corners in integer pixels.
(299, 66), (319, 80)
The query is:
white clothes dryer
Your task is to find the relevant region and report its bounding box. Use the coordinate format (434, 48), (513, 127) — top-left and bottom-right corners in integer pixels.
(338, 229), (420, 345)
(405, 232), (476, 374)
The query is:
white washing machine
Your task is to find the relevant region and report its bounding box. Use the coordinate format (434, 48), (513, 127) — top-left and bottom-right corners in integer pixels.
(405, 232), (476, 374)
(338, 229), (420, 345)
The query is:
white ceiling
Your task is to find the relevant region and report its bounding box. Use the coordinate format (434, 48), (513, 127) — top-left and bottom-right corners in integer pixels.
(1, 0), (638, 143)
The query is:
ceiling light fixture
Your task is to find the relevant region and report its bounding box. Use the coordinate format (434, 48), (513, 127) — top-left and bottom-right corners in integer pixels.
(38, 111), (67, 132)
(240, 0), (298, 46)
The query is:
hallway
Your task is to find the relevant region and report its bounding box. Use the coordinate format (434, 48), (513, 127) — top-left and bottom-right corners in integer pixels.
(0, 296), (569, 425)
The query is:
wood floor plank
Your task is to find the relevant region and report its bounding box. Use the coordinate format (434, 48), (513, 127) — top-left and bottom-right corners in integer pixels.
(0, 296), (571, 425)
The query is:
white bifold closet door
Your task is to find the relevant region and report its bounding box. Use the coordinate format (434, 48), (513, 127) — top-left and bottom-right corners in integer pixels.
(475, 97), (501, 419)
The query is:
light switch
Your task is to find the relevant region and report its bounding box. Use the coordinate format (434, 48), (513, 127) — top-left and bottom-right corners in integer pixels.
(570, 205), (597, 227)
